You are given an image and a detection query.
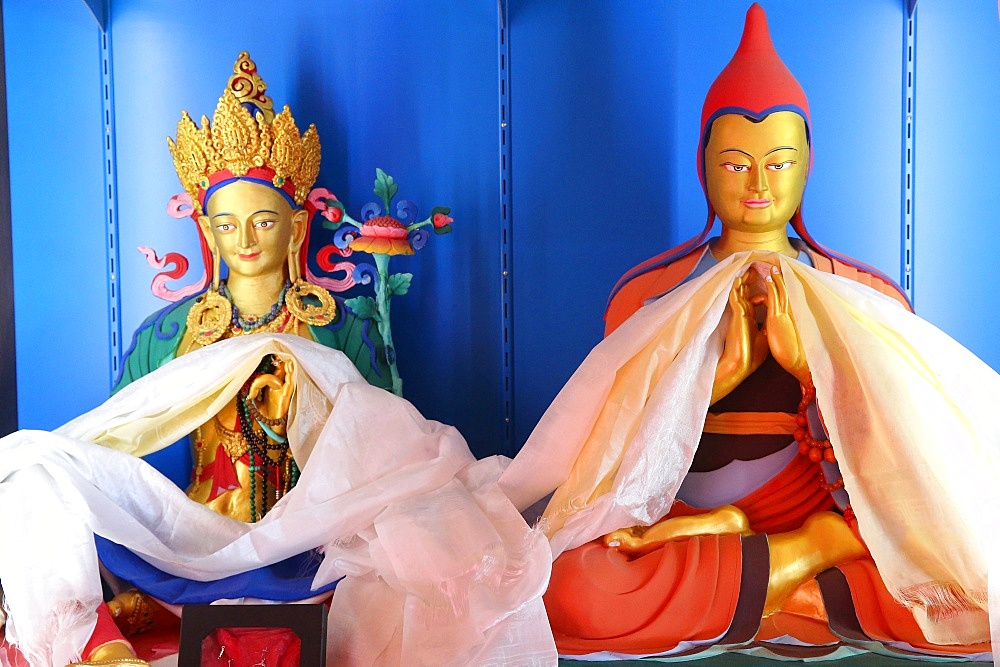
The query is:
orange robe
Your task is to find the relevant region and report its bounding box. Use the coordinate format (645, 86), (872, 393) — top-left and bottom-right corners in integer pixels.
(604, 242), (911, 336)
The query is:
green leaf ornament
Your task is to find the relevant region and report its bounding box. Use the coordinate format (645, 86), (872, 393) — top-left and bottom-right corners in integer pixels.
(345, 296), (381, 322)
(387, 272), (413, 297)
(374, 168), (399, 210)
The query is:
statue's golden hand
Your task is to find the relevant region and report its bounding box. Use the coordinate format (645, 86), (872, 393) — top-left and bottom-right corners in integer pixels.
(712, 274), (768, 404)
(248, 357), (296, 421)
(763, 266), (810, 385)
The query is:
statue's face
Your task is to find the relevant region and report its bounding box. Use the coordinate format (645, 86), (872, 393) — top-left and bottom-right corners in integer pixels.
(199, 180), (307, 280)
(704, 111), (809, 235)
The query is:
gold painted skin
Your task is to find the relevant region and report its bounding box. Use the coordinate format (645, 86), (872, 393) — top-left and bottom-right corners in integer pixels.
(604, 111), (865, 616)
(707, 112), (808, 260)
(196, 180), (309, 327)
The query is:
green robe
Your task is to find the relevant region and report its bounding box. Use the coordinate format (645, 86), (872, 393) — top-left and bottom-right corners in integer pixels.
(114, 293), (391, 393)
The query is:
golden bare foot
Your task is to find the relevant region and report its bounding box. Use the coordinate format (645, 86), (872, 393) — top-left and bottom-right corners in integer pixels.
(764, 511), (867, 616)
(67, 638), (149, 666)
(605, 505), (753, 556)
(107, 590), (157, 637)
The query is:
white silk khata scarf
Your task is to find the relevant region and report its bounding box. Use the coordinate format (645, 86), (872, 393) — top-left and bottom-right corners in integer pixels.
(0, 334), (555, 667)
(500, 251), (1000, 656)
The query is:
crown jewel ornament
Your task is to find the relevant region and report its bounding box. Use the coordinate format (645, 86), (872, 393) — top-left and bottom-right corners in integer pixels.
(167, 51), (321, 215)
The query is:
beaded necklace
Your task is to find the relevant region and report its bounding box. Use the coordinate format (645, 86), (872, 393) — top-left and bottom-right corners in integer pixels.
(794, 378), (863, 540)
(238, 356), (299, 522)
(186, 285), (302, 520)
(794, 378), (847, 494)
(185, 282), (299, 355)
(220, 280), (292, 333)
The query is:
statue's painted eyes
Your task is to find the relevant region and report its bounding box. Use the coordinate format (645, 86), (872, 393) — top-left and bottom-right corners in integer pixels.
(766, 160), (795, 171)
(215, 223), (236, 233)
(254, 219), (277, 230)
(723, 163), (751, 173)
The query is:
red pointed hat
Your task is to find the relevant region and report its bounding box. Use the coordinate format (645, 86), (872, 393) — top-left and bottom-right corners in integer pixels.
(605, 3), (910, 318)
(697, 2), (811, 187)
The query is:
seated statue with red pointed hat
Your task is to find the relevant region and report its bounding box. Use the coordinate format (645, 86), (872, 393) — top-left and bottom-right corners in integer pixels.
(500, 3), (997, 662)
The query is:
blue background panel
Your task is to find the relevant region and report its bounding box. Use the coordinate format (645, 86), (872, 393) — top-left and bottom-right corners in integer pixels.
(911, 0), (1000, 372)
(4, 1), (109, 429)
(509, 1), (904, 447)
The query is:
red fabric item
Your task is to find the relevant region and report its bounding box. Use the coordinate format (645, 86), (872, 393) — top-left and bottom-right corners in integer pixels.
(130, 613), (181, 663)
(698, 2), (810, 184)
(82, 602), (132, 659)
(202, 627), (301, 667)
(0, 636), (29, 667)
(756, 579), (838, 646)
(737, 454), (835, 534)
(546, 533), (743, 655)
(204, 443), (241, 502)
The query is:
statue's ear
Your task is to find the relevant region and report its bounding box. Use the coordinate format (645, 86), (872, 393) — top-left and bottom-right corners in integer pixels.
(197, 215), (217, 252)
(289, 208), (309, 252)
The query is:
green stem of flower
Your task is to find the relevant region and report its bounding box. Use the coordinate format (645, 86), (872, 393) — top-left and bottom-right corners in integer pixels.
(373, 252), (402, 396)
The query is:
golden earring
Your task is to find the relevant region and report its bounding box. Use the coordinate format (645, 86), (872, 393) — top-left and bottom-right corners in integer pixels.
(185, 250), (232, 346)
(285, 246), (337, 327)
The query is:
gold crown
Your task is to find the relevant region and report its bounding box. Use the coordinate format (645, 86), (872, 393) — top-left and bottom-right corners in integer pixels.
(167, 52), (321, 214)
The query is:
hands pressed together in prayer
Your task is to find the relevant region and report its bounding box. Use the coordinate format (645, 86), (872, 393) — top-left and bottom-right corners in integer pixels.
(713, 261), (810, 405)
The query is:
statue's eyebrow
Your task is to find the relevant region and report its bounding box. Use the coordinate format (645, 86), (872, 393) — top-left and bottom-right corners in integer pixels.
(211, 209), (279, 219)
(719, 149), (753, 159)
(765, 146), (798, 156)
(719, 146), (798, 159)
